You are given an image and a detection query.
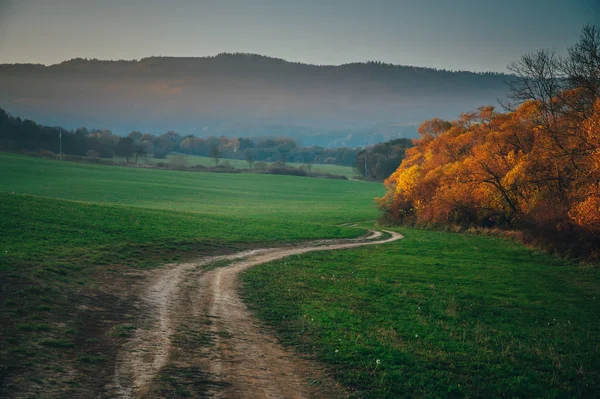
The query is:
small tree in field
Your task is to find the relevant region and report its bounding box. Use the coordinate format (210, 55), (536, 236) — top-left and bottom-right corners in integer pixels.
(115, 137), (134, 163)
(132, 142), (147, 164)
(245, 149), (254, 169)
(210, 144), (220, 166)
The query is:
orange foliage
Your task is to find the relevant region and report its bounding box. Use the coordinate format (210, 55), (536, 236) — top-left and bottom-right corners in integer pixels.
(379, 96), (600, 240)
(569, 196), (600, 232)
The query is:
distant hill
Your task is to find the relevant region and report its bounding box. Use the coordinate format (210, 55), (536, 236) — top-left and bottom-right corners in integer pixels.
(0, 53), (513, 147)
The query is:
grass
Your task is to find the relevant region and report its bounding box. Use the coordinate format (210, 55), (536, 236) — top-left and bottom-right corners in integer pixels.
(0, 192), (361, 273)
(0, 152), (381, 274)
(39, 339), (75, 349)
(242, 227), (600, 398)
(109, 325), (137, 338)
(0, 153), (377, 222)
(114, 152), (358, 178)
(0, 152), (381, 396)
(4, 151), (599, 397)
(76, 355), (106, 364)
(16, 323), (52, 332)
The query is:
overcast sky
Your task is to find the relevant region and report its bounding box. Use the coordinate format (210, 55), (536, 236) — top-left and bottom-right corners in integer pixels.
(0, 0), (597, 72)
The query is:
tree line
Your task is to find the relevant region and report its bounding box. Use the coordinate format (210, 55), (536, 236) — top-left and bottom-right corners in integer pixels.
(0, 112), (366, 167)
(356, 138), (414, 180)
(378, 25), (600, 260)
(0, 107), (417, 179)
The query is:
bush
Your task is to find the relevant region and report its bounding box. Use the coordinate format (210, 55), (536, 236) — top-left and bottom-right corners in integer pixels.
(265, 166), (307, 177)
(153, 149), (169, 159)
(269, 160), (286, 169)
(38, 150), (56, 158)
(253, 161), (268, 171)
(170, 155), (187, 169)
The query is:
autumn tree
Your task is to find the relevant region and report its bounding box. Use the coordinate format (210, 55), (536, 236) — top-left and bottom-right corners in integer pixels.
(378, 26), (600, 259)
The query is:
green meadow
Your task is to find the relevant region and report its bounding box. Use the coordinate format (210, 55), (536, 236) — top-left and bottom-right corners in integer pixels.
(1, 153), (371, 221)
(114, 152), (357, 178)
(1, 151), (599, 398)
(243, 228), (600, 398)
(1, 152), (381, 284)
(0, 152), (379, 396)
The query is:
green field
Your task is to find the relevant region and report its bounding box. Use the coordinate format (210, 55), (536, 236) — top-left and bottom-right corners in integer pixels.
(2, 153), (370, 220)
(114, 152), (357, 178)
(243, 228), (600, 398)
(0, 152), (380, 396)
(2, 152), (600, 398)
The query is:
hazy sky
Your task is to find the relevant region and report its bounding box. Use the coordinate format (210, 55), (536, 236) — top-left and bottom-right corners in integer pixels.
(0, 0), (597, 72)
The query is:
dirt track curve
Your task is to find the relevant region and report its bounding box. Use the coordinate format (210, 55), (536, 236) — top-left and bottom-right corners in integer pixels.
(108, 229), (402, 398)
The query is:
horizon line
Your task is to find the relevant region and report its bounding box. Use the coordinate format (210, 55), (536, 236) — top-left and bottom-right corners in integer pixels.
(0, 52), (513, 75)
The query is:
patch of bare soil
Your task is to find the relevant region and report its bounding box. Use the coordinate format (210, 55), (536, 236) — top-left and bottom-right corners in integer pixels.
(110, 230), (402, 398)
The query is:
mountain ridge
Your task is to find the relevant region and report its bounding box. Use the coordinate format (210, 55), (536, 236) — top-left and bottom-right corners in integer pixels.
(0, 53), (514, 147)
(1, 53), (513, 74)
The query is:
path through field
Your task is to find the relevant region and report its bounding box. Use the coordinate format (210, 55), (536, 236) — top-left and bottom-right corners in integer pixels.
(109, 229), (402, 398)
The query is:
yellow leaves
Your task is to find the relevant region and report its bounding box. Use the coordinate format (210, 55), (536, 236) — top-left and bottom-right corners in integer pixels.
(591, 149), (600, 174)
(393, 164), (421, 198)
(515, 99), (543, 118)
(569, 196), (600, 232)
(378, 95), (600, 234)
(583, 99), (600, 145)
(503, 161), (526, 187)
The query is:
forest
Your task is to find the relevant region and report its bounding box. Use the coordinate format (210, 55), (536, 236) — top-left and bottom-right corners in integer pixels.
(0, 110), (360, 167)
(356, 138), (413, 180)
(0, 108), (415, 179)
(378, 25), (600, 260)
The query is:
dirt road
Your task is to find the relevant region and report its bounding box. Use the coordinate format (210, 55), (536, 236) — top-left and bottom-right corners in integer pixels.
(109, 229), (402, 398)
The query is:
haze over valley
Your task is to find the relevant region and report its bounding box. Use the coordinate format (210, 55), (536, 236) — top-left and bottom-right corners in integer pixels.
(0, 54), (511, 146)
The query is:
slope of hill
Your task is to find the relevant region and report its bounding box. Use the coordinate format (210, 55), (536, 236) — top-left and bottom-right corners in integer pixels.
(0, 54), (512, 146)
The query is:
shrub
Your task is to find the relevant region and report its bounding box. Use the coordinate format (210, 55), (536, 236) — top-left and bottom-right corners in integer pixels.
(38, 150), (56, 158)
(253, 161), (268, 171)
(86, 149), (100, 159)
